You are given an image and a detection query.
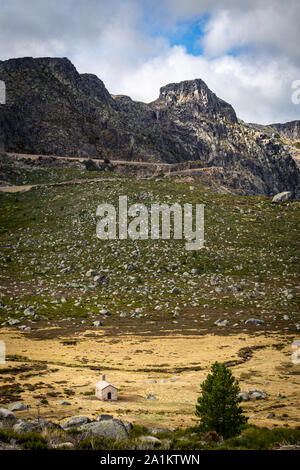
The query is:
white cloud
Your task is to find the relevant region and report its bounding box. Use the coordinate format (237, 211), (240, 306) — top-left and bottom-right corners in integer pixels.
(110, 45), (299, 124)
(201, 2), (300, 61)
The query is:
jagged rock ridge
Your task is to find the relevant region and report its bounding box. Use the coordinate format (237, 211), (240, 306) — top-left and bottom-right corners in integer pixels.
(270, 121), (300, 142)
(0, 56), (299, 197)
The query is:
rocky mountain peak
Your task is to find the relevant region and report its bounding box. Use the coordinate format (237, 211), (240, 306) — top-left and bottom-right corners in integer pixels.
(158, 78), (208, 104)
(0, 56), (299, 196)
(154, 78), (237, 123)
(0, 56), (78, 85)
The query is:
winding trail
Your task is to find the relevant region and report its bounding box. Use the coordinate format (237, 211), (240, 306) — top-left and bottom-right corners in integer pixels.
(0, 151), (219, 193)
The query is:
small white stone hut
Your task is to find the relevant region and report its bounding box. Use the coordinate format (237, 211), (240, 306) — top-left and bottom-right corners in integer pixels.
(95, 374), (118, 401)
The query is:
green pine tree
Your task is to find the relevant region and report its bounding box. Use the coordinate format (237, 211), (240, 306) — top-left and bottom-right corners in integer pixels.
(195, 361), (248, 439)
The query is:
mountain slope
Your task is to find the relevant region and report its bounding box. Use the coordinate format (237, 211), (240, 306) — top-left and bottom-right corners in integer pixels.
(0, 56), (299, 197)
(270, 120), (300, 142)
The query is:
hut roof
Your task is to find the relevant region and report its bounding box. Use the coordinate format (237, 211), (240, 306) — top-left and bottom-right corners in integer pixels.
(95, 380), (117, 391)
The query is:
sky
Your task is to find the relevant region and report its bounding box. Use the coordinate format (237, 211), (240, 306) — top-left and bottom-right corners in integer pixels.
(0, 0), (299, 124)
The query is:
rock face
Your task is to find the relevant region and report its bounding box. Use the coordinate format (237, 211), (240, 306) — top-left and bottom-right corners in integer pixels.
(0, 57), (114, 158)
(270, 121), (300, 142)
(0, 56), (299, 196)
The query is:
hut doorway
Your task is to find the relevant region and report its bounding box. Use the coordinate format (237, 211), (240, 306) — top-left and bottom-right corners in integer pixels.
(107, 392), (111, 400)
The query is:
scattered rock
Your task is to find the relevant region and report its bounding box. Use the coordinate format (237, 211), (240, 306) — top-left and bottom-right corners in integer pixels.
(86, 269), (98, 277)
(139, 435), (161, 445)
(210, 274), (219, 286)
(238, 392), (250, 401)
(248, 389), (266, 400)
(24, 307), (34, 316)
(96, 414), (114, 421)
(13, 420), (40, 433)
(7, 319), (20, 326)
(35, 419), (61, 431)
(276, 444), (300, 450)
(245, 318), (264, 326)
(191, 268), (201, 275)
(61, 415), (90, 429)
(214, 319), (229, 327)
(79, 418), (130, 439)
(14, 419), (60, 433)
(0, 407), (17, 425)
(94, 274), (106, 284)
(8, 402), (27, 412)
(271, 191), (292, 203)
(150, 427), (170, 435)
(53, 442), (74, 449)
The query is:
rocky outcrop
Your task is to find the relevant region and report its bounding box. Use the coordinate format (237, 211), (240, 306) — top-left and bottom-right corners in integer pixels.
(270, 121), (300, 142)
(271, 191), (293, 203)
(0, 407), (17, 425)
(61, 415), (90, 429)
(78, 418), (130, 439)
(153, 78), (237, 124)
(0, 57), (116, 158)
(12, 419), (60, 433)
(0, 56), (299, 196)
(0, 406), (132, 441)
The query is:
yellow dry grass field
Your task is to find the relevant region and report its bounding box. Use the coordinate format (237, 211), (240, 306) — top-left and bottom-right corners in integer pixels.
(1, 327), (299, 429)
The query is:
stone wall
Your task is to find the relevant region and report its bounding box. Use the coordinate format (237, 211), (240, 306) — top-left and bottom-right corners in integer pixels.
(96, 385), (118, 401)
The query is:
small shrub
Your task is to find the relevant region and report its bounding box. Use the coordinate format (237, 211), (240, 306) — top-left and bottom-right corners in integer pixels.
(18, 431), (49, 450)
(170, 438), (204, 450)
(222, 425), (300, 450)
(0, 428), (17, 443)
(153, 430), (173, 439)
(130, 424), (149, 438)
(0, 429), (48, 450)
(84, 159), (99, 171)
